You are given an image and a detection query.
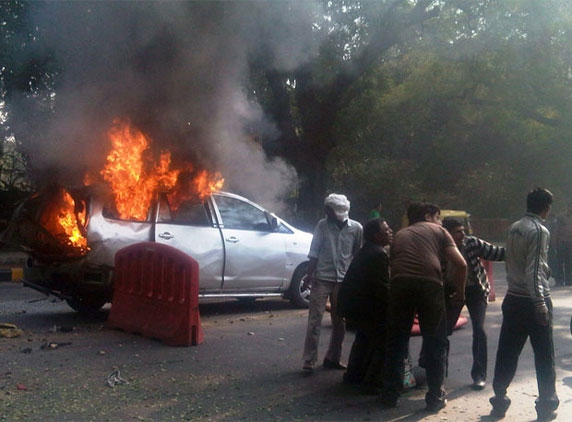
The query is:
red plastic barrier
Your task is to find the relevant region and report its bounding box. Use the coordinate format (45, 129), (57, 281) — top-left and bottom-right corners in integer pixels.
(107, 242), (203, 346)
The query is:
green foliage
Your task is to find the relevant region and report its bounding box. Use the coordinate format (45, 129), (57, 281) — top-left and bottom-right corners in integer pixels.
(326, 0), (572, 222)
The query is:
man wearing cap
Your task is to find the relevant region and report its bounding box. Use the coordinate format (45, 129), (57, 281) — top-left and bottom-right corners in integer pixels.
(302, 193), (363, 372)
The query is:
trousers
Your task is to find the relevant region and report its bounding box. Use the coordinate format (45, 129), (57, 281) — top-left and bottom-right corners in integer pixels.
(492, 294), (559, 410)
(382, 277), (447, 405)
(465, 285), (488, 382)
(302, 279), (345, 363)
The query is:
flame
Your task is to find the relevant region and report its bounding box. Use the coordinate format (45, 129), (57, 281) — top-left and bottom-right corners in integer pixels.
(57, 191), (88, 251)
(31, 120), (224, 255)
(37, 187), (89, 254)
(101, 119), (224, 220)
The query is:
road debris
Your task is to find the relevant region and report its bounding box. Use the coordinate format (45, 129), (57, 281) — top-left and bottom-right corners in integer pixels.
(106, 366), (129, 387)
(0, 323), (23, 338)
(40, 341), (72, 350)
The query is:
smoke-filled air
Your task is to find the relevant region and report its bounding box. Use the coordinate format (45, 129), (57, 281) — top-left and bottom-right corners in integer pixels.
(8, 1), (323, 212)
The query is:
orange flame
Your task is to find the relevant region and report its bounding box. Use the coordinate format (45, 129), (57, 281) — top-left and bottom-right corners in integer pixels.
(37, 187), (88, 254)
(57, 191), (88, 251)
(101, 119), (224, 220)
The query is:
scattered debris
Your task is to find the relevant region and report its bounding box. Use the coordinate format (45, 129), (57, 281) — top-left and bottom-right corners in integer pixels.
(0, 323), (23, 338)
(49, 325), (75, 333)
(40, 341), (72, 350)
(106, 367), (129, 387)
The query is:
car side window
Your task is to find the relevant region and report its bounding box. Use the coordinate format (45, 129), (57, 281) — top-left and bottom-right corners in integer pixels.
(157, 195), (212, 226)
(215, 195), (271, 231)
(173, 201), (211, 226)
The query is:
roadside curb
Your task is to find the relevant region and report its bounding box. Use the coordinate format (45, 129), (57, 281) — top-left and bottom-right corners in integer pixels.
(0, 267), (23, 282)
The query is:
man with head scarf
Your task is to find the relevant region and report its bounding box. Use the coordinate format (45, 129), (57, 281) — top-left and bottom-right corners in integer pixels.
(302, 194), (363, 372)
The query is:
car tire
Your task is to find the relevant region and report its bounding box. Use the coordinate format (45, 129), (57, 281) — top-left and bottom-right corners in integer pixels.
(65, 295), (107, 315)
(289, 262), (310, 308)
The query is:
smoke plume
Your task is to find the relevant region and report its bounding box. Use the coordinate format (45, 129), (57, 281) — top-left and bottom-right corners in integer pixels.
(12, 1), (323, 212)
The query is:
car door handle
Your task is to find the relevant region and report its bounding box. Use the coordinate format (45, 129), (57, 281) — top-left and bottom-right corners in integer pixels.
(158, 232), (174, 240)
(225, 236), (240, 244)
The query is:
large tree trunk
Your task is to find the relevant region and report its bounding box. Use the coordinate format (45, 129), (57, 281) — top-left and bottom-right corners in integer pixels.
(259, 1), (440, 226)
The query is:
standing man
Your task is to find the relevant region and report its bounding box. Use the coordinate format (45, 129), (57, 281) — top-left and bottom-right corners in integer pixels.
(442, 218), (505, 390)
(380, 202), (467, 412)
(490, 188), (559, 420)
(302, 193), (363, 372)
(337, 218), (392, 394)
(554, 200), (572, 286)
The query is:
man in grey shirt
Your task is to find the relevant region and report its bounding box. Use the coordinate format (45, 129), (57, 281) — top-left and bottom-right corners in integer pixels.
(490, 187), (559, 421)
(302, 193), (363, 372)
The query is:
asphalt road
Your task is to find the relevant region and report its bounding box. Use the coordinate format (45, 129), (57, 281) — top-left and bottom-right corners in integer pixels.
(1, 263), (572, 421)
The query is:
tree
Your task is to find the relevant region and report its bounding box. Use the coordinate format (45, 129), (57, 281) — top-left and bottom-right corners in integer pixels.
(251, 0), (442, 223)
(324, 0), (572, 224)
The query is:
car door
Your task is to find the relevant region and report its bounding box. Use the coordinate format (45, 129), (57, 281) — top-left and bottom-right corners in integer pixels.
(154, 194), (224, 291)
(212, 193), (287, 292)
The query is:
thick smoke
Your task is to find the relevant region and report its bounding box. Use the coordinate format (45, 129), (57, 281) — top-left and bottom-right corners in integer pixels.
(14, 1), (323, 213)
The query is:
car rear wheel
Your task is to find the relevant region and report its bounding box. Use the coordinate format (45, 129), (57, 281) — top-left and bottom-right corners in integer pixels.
(289, 263), (310, 308)
(65, 295), (107, 315)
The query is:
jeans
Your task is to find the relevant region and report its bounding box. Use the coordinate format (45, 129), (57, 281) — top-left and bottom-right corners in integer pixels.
(302, 279), (345, 363)
(492, 294), (559, 411)
(382, 277), (448, 404)
(465, 285), (488, 382)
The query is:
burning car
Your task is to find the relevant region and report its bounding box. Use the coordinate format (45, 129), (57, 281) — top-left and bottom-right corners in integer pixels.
(2, 185), (313, 313)
(1, 120), (312, 313)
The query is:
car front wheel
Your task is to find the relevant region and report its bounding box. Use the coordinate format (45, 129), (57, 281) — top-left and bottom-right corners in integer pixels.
(288, 263), (310, 308)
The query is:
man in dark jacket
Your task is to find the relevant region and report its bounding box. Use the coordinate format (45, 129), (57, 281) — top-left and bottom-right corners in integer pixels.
(337, 218), (393, 395)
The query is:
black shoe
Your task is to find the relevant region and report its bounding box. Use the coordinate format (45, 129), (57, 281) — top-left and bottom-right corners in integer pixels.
(472, 379), (486, 390)
(426, 398), (447, 412)
(536, 398), (559, 421)
(323, 358), (347, 370)
(536, 410), (558, 421)
(489, 395), (511, 418)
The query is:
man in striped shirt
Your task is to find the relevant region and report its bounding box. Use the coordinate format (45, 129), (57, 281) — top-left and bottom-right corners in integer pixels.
(441, 218), (505, 391)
